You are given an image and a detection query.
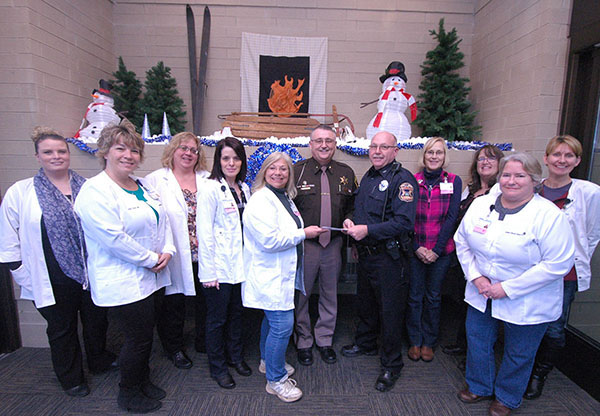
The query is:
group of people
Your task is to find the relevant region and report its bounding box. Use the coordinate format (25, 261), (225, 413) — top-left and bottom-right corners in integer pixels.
(0, 123), (598, 416)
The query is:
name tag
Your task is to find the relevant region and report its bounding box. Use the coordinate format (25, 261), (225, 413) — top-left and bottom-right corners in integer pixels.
(224, 200), (237, 214)
(473, 218), (491, 234)
(440, 182), (454, 194)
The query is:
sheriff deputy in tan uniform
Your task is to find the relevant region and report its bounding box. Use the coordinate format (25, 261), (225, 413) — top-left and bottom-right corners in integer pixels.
(293, 124), (357, 366)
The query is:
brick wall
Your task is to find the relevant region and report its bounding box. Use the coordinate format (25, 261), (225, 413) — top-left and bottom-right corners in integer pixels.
(470, 0), (571, 157)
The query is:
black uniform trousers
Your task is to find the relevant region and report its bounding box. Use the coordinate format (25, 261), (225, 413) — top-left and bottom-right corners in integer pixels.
(202, 282), (244, 378)
(37, 278), (114, 389)
(109, 293), (155, 388)
(354, 251), (408, 372)
(154, 261), (206, 354)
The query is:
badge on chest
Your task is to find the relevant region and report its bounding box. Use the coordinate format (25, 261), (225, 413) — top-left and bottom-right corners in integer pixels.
(440, 181), (454, 194)
(473, 217), (491, 234)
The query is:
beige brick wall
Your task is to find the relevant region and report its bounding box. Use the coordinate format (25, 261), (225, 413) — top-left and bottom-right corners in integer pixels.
(112, 0), (476, 139)
(470, 0), (571, 158)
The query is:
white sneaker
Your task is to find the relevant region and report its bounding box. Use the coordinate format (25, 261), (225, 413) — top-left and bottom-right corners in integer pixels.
(259, 359), (295, 377)
(266, 377), (303, 402)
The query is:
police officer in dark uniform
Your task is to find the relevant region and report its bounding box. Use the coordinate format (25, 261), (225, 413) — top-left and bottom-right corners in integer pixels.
(341, 131), (417, 392)
(293, 125), (357, 366)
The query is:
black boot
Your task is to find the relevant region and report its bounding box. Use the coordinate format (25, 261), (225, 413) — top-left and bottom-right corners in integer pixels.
(524, 363), (552, 400)
(118, 384), (162, 413)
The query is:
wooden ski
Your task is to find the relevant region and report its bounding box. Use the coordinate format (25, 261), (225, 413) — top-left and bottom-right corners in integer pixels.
(196, 6), (211, 135)
(185, 4), (199, 135)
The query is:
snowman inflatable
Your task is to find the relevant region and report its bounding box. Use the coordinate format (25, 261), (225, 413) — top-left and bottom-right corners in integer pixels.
(365, 62), (417, 141)
(75, 79), (121, 142)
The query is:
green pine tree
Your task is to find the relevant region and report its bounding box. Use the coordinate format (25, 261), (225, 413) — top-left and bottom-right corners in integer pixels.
(139, 61), (186, 135)
(110, 57), (143, 130)
(414, 19), (481, 141)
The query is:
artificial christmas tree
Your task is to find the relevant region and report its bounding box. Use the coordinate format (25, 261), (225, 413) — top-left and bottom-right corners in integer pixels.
(140, 61), (186, 135)
(110, 57), (143, 130)
(414, 19), (481, 141)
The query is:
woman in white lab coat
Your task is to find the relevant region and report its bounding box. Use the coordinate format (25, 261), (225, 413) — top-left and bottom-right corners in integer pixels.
(242, 152), (324, 403)
(0, 127), (115, 397)
(524, 135), (600, 399)
(145, 132), (209, 370)
(74, 125), (174, 414)
(454, 152), (574, 415)
(197, 137), (251, 389)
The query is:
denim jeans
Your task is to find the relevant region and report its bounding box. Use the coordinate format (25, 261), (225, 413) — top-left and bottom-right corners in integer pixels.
(260, 309), (294, 382)
(544, 280), (577, 349)
(465, 303), (549, 409)
(406, 255), (451, 347)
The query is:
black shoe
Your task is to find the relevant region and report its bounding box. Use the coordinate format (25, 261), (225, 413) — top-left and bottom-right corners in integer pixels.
(213, 372), (236, 389)
(141, 381), (166, 400)
(297, 348), (313, 366)
(375, 369), (400, 392)
(169, 350), (193, 369)
(524, 374), (547, 400)
(442, 343), (466, 356)
(341, 344), (377, 357)
(228, 361), (252, 377)
(118, 385), (162, 413)
(317, 346), (337, 364)
(64, 383), (90, 397)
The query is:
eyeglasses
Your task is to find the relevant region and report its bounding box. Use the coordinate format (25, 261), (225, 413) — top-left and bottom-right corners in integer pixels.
(477, 156), (497, 162)
(425, 150), (445, 157)
(177, 145), (199, 155)
(311, 139), (336, 145)
(368, 144), (396, 151)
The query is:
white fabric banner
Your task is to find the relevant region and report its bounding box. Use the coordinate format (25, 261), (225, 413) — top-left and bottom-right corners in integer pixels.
(240, 32), (328, 116)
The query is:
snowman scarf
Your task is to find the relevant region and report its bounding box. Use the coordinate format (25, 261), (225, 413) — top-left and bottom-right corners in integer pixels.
(372, 86), (418, 128)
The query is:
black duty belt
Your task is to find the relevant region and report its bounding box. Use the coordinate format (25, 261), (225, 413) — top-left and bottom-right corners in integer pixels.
(356, 243), (387, 257)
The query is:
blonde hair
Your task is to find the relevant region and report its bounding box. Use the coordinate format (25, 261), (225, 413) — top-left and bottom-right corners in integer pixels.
(252, 152), (297, 198)
(96, 124), (145, 168)
(160, 132), (208, 172)
(545, 135), (583, 158)
(418, 137), (448, 169)
(31, 126), (67, 153)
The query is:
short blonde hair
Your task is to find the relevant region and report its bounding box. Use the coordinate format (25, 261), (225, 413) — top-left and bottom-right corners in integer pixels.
(96, 124), (145, 168)
(545, 135), (582, 158)
(252, 152), (297, 198)
(418, 137), (449, 169)
(160, 132), (208, 172)
(31, 126), (67, 154)
(498, 152), (542, 186)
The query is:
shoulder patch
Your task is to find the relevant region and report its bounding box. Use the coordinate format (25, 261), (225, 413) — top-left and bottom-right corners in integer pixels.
(399, 182), (414, 202)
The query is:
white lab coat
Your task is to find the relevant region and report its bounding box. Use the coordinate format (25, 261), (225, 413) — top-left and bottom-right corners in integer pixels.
(454, 193), (575, 325)
(242, 187), (305, 311)
(145, 167), (209, 295)
(74, 171), (175, 307)
(542, 178), (600, 292)
(197, 178), (250, 284)
(0, 178), (57, 308)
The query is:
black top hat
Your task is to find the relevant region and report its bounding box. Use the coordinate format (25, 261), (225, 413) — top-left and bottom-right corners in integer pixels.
(93, 79), (114, 97)
(379, 61), (407, 83)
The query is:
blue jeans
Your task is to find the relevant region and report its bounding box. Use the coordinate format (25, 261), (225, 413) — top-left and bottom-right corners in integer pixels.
(260, 309), (294, 382)
(465, 303), (549, 409)
(544, 280), (577, 349)
(406, 255), (451, 347)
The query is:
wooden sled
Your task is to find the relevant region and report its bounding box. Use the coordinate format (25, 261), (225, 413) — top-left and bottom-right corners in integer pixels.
(218, 106), (355, 140)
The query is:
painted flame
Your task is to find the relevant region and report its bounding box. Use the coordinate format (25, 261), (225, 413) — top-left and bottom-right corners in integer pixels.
(267, 76), (305, 115)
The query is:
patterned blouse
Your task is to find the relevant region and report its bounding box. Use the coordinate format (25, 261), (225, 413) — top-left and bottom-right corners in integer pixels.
(182, 189), (198, 262)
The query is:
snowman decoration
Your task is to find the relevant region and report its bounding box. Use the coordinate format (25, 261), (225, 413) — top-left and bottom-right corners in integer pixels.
(75, 79), (121, 142)
(364, 62), (417, 141)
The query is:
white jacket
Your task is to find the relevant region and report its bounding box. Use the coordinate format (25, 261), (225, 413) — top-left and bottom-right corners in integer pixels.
(74, 171), (175, 307)
(145, 167), (209, 295)
(197, 178), (250, 284)
(544, 179), (600, 292)
(242, 187), (305, 311)
(454, 193), (574, 325)
(0, 178), (58, 308)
